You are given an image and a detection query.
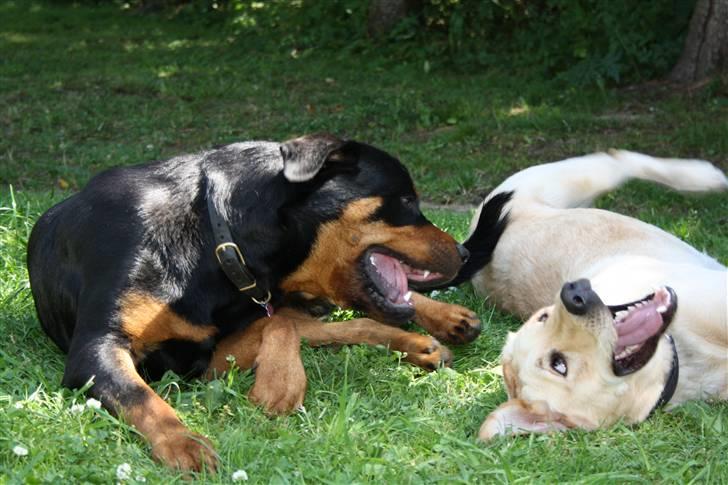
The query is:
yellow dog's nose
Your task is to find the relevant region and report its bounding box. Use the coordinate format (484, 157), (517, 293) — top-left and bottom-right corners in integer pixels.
(560, 279), (602, 315)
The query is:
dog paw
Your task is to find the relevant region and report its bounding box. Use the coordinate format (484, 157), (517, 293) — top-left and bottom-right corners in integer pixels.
(424, 304), (481, 344)
(151, 429), (218, 473)
(412, 294), (481, 345)
(397, 334), (453, 371)
(442, 305), (482, 344)
(249, 358), (307, 415)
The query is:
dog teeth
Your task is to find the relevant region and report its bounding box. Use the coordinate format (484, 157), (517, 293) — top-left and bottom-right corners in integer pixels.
(423, 270), (431, 278)
(655, 287), (671, 306)
(614, 310), (629, 322)
(403, 291), (412, 302)
(370, 256), (377, 267)
(615, 344), (641, 360)
(657, 305), (667, 313)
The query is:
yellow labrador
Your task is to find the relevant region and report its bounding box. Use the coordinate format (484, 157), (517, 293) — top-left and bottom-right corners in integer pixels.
(454, 150), (727, 439)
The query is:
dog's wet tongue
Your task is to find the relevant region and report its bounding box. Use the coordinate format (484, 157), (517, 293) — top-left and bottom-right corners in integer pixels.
(371, 253), (409, 303)
(614, 300), (664, 350)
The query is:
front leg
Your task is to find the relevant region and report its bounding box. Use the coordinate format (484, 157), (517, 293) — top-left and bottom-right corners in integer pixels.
(295, 316), (453, 370)
(206, 310), (307, 415)
(411, 292), (481, 344)
(63, 334), (217, 472)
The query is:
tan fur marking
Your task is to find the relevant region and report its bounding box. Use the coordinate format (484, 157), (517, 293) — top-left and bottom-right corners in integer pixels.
(206, 319), (266, 378)
(281, 197), (461, 310)
(119, 292), (217, 357)
(280, 197), (382, 300)
(111, 349), (217, 472)
(294, 313), (452, 370)
(207, 307), (452, 383)
(248, 314), (307, 414)
(207, 308), (307, 415)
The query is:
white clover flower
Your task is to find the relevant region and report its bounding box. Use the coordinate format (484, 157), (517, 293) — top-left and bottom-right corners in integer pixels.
(135, 475), (146, 483)
(70, 403), (85, 414)
(116, 463), (132, 481)
(429, 290), (441, 297)
(13, 445), (28, 457)
(13, 401), (24, 409)
(86, 398), (102, 409)
(231, 469), (249, 481)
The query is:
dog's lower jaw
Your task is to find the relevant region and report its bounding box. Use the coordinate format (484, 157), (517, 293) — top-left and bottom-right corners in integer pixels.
(618, 336), (677, 423)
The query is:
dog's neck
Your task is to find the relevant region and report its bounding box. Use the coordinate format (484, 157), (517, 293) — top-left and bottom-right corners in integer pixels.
(206, 192), (273, 315)
(623, 335), (678, 422)
(647, 335), (679, 416)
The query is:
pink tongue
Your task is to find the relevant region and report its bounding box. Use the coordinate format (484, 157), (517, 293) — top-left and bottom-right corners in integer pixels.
(615, 301), (663, 348)
(371, 253), (409, 303)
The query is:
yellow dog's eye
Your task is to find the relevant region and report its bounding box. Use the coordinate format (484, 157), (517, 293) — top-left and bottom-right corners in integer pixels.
(550, 351), (567, 377)
(538, 312), (548, 322)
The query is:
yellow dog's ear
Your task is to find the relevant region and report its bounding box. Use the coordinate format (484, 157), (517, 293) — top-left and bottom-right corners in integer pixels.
(478, 399), (573, 441)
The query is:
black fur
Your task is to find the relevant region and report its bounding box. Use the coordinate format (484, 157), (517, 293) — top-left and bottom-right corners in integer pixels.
(435, 191), (513, 288)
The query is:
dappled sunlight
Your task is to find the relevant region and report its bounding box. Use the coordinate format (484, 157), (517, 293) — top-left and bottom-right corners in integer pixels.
(507, 103), (530, 117)
(0, 32), (37, 43)
(156, 65), (179, 79)
(167, 39), (191, 50)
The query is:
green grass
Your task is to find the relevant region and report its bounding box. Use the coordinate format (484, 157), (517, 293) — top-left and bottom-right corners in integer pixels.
(1, 2), (727, 483)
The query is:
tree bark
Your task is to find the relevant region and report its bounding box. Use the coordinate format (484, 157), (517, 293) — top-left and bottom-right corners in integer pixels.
(669, 0), (728, 83)
(367, 0), (422, 37)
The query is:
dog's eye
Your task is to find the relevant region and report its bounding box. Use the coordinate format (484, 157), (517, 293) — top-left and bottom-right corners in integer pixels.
(538, 312), (548, 322)
(400, 195), (417, 207)
(550, 351), (568, 377)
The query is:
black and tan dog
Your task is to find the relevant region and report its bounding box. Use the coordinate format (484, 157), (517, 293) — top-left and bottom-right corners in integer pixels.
(27, 134), (480, 471)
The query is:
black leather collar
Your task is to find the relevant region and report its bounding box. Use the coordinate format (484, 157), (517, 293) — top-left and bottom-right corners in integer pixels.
(647, 334), (679, 418)
(206, 195), (273, 316)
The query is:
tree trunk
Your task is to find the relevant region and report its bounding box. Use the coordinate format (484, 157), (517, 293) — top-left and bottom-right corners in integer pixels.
(669, 0), (728, 83)
(367, 0), (422, 37)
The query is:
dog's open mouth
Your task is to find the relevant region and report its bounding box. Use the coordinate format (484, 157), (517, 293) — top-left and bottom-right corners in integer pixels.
(608, 287), (677, 376)
(361, 248), (447, 321)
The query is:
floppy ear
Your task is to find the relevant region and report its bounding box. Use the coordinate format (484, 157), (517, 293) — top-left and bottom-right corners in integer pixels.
(280, 133), (354, 182)
(478, 399), (573, 441)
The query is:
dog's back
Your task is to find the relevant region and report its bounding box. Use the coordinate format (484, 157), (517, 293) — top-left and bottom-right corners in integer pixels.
(455, 151), (727, 316)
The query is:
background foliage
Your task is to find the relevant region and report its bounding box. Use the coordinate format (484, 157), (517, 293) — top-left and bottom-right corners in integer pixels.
(97, 0), (697, 86)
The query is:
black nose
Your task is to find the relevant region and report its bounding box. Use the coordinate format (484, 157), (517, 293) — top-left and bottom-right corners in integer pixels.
(456, 244), (470, 263)
(560, 279), (601, 315)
